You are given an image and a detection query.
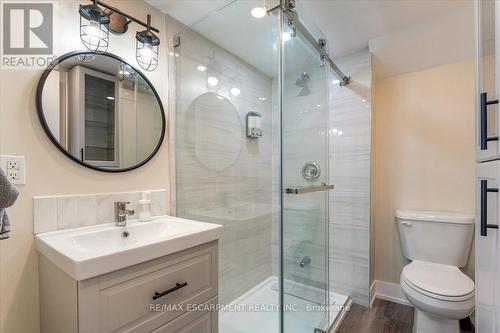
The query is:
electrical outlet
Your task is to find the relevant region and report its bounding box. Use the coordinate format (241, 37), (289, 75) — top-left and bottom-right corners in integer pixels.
(7, 160), (20, 170)
(0, 155), (26, 185)
(7, 170), (20, 181)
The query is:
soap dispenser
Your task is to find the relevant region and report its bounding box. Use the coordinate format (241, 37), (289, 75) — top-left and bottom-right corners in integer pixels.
(138, 191), (152, 222)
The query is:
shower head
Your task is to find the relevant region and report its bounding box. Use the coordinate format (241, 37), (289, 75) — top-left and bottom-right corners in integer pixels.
(295, 72), (310, 87)
(295, 72), (310, 96)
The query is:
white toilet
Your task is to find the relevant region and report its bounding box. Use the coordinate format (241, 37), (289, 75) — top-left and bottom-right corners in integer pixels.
(396, 210), (475, 333)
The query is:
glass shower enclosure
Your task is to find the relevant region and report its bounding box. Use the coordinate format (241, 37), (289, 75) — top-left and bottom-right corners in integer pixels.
(171, 1), (344, 332)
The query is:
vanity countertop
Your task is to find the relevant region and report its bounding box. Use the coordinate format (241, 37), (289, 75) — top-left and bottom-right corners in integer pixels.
(35, 215), (223, 281)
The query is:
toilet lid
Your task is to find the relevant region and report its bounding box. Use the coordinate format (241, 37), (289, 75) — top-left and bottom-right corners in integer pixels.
(402, 261), (474, 298)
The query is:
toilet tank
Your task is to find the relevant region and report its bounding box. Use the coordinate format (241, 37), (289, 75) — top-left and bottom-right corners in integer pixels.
(396, 210), (474, 267)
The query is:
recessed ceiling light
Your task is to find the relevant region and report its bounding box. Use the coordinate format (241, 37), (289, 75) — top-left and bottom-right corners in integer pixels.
(332, 79), (340, 85)
(230, 87), (241, 96)
(197, 65), (207, 72)
(251, 7), (266, 18)
(207, 76), (219, 87)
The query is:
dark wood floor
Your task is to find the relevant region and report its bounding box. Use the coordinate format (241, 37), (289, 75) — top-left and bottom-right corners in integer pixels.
(337, 299), (474, 333)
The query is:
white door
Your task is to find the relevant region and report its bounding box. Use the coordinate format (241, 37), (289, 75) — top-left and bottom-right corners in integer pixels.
(476, 161), (500, 332)
(477, 0), (500, 161)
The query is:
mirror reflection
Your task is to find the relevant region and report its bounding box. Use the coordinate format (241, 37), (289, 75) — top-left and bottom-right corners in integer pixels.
(187, 93), (243, 171)
(39, 52), (164, 171)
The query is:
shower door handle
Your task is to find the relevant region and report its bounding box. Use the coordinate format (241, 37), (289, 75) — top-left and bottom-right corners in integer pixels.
(285, 183), (334, 194)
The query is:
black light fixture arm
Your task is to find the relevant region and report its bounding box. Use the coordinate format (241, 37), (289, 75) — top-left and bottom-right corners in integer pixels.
(147, 14), (152, 31)
(89, 0), (160, 33)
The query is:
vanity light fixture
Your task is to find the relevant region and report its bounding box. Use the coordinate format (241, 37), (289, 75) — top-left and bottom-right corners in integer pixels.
(136, 14), (160, 71)
(78, 1), (161, 71)
(76, 53), (96, 63)
(79, 0), (110, 53)
(119, 63), (139, 80)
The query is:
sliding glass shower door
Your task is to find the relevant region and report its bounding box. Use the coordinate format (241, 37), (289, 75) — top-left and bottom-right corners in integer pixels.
(281, 3), (330, 332)
(172, 1), (332, 332)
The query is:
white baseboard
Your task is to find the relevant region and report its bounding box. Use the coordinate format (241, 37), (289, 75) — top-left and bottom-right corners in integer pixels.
(370, 280), (412, 307)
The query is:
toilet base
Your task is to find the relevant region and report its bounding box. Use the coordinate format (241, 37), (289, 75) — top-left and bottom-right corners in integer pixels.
(413, 309), (459, 333)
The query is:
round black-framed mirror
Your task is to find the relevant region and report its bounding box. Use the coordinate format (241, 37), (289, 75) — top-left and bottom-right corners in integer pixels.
(36, 51), (166, 173)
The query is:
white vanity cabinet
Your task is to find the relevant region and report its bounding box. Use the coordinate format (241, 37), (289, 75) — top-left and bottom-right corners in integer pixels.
(39, 241), (218, 333)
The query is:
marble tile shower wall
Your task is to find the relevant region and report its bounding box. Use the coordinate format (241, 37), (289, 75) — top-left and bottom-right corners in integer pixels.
(329, 50), (372, 307)
(173, 27), (275, 304)
(33, 189), (167, 234)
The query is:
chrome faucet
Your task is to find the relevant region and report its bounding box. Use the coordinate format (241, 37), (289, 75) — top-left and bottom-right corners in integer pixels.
(114, 201), (134, 227)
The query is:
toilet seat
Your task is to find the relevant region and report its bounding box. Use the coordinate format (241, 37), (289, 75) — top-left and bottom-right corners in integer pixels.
(401, 261), (474, 302)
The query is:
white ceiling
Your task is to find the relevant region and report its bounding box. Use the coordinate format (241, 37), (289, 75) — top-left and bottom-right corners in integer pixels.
(299, 0), (473, 58)
(147, 0), (475, 78)
(146, 0), (233, 27)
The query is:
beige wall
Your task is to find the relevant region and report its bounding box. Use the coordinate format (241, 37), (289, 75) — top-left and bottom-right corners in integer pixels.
(0, 1), (170, 332)
(372, 59), (476, 284)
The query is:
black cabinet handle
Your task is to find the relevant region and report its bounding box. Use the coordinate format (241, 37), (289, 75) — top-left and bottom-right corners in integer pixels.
(152, 282), (188, 301)
(480, 92), (499, 150)
(480, 179), (499, 236)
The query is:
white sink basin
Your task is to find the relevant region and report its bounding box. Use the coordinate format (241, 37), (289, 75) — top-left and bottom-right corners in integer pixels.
(35, 216), (223, 281)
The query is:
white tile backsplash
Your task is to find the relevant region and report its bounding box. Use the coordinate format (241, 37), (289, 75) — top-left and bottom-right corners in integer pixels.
(56, 197), (78, 230)
(96, 193), (114, 224)
(77, 196), (97, 227)
(151, 190), (167, 216)
(33, 197), (57, 234)
(33, 189), (167, 234)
